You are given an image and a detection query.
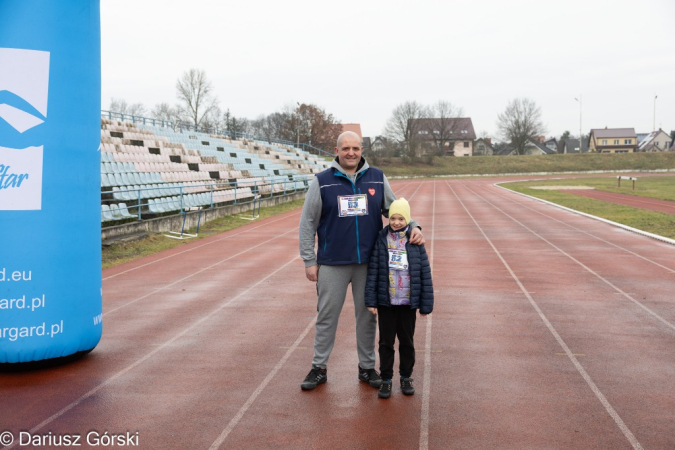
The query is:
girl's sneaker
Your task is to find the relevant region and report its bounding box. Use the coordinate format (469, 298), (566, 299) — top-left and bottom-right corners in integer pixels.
(400, 377), (415, 395)
(378, 379), (392, 399)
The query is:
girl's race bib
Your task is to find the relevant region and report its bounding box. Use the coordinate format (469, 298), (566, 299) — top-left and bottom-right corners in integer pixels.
(388, 249), (408, 270)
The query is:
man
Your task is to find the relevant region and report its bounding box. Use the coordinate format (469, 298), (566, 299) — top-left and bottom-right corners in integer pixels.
(298, 131), (424, 390)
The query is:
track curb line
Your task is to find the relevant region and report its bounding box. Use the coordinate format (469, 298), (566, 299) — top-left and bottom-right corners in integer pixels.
(495, 181), (675, 247)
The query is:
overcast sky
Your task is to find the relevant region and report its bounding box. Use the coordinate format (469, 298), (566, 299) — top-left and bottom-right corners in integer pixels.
(101, 0), (675, 141)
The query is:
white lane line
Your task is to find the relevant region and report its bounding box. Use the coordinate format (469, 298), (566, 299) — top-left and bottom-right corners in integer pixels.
(103, 212), (300, 281)
(463, 183), (675, 333)
(207, 177), (424, 449)
(419, 180), (436, 450)
(391, 179), (415, 195)
(106, 179), (422, 316)
(494, 181), (675, 247)
(5, 256), (301, 450)
(209, 317), (316, 450)
(104, 227), (299, 316)
(405, 179), (425, 201)
(467, 181), (675, 274)
(447, 181), (644, 450)
(595, 191), (675, 211)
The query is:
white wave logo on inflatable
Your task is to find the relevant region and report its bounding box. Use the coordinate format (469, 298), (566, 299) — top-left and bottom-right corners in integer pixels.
(0, 47), (50, 210)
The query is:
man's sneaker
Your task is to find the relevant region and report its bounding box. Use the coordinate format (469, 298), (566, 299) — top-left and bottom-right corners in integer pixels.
(301, 366), (327, 391)
(378, 379), (392, 399)
(358, 365), (383, 388)
(400, 377), (415, 395)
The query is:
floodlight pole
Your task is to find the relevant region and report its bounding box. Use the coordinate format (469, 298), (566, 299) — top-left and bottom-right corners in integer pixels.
(575, 95), (582, 152)
(653, 94), (657, 131)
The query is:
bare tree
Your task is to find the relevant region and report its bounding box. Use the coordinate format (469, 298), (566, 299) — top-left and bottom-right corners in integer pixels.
(109, 98), (146, 117)
(200, 105), (223, 133)
(222, 108), (251, 138)
(176, 69), (219, 128)
(151, 102), (181, 125)
(423, 100), (465, 156)
(477, 129), (491, 139)
(496, 97), (546, 155)
(234, 117), (251, 136)
(251, 114), (274, 143)
(384, 101), (426, 160)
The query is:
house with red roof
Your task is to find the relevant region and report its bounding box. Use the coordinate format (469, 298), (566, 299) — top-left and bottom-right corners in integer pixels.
(341, 124), (362, 140)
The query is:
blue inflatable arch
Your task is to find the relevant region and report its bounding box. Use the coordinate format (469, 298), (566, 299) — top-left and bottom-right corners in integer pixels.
(0, 0), (102, 368)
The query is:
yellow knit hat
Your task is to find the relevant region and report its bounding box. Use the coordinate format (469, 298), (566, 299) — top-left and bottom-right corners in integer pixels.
(389, 197), (411, 224)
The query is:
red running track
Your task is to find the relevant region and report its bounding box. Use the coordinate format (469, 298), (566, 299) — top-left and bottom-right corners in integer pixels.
(565, 189), (675, 215)
(1, 177), (674, 450)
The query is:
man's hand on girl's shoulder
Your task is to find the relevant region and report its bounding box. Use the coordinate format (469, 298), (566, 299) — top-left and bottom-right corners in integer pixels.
(409, 227), (425, 245)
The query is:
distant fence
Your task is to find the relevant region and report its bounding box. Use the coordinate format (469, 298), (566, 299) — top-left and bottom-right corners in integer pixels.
(102, 178), (307, 225)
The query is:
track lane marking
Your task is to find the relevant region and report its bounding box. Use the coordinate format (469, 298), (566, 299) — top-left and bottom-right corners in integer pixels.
(5, 255), (302, 450)
(447, 180), (644, 450)
(103, 212), (301, 281)
(209, 316), (316, 449)
(584, 190), (675, 211)
(460, 182), (675, 333)
(208, 178), (425, 448)
(104, 177), (415, 285)
(103, 227), (300, 316)
(493, 181), (675, 246)
(463, 180), (675, 274)
(419, 179), (435, 450)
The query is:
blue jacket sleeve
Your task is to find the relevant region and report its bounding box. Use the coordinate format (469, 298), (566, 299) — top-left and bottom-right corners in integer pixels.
(418, 245), (434, 314)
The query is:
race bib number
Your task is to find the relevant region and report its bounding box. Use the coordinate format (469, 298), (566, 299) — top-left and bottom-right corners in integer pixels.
(388, 249), (408, 270)
(338, 194), (368, 217)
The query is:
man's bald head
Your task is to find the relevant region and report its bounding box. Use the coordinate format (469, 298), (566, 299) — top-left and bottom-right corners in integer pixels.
(337, 131), (362, 149)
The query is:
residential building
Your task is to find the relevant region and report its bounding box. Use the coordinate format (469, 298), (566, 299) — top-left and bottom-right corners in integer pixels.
(473, 138), (495, 156)
(362, 136), (371, 152)
(636, 132), (650, 144)
(544, 138), (558, 153)
(559, 138), (589, 154)
(637, 129), (672, 152)
(494, 138), (556, 155)
(410, 118), (476, 156)
(370, 136), (388, 152)
(588, 128), (638, 153)
(341, 123), (362, 140)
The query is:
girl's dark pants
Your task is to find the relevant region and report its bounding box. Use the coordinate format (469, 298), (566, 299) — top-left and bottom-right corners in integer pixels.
(377, 305), (417, 380)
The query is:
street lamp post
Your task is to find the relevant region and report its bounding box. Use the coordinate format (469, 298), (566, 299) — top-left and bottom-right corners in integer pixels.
(296, 102), (301, 148)
(653, 94), (658, 131)
(574, 95), (582, 152)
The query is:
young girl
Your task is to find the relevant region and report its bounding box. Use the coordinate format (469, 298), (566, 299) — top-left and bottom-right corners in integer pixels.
(364, 198), (434, 399)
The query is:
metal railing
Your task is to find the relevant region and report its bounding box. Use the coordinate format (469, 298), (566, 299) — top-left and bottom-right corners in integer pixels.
(100, 110), (334, 158)
(101, 178), (308, 224)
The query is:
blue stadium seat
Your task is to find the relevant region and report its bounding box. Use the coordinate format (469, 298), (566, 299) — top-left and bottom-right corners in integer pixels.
(101, 204), (114, 222)
(118, 203), (137, 219)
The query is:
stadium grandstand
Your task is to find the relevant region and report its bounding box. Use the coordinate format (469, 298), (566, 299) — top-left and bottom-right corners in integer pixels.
(100, 112), (330, 228)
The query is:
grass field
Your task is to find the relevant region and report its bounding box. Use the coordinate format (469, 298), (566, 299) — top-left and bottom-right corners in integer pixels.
(374, 152), (675, 178)
(501, 175), (675, 239)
